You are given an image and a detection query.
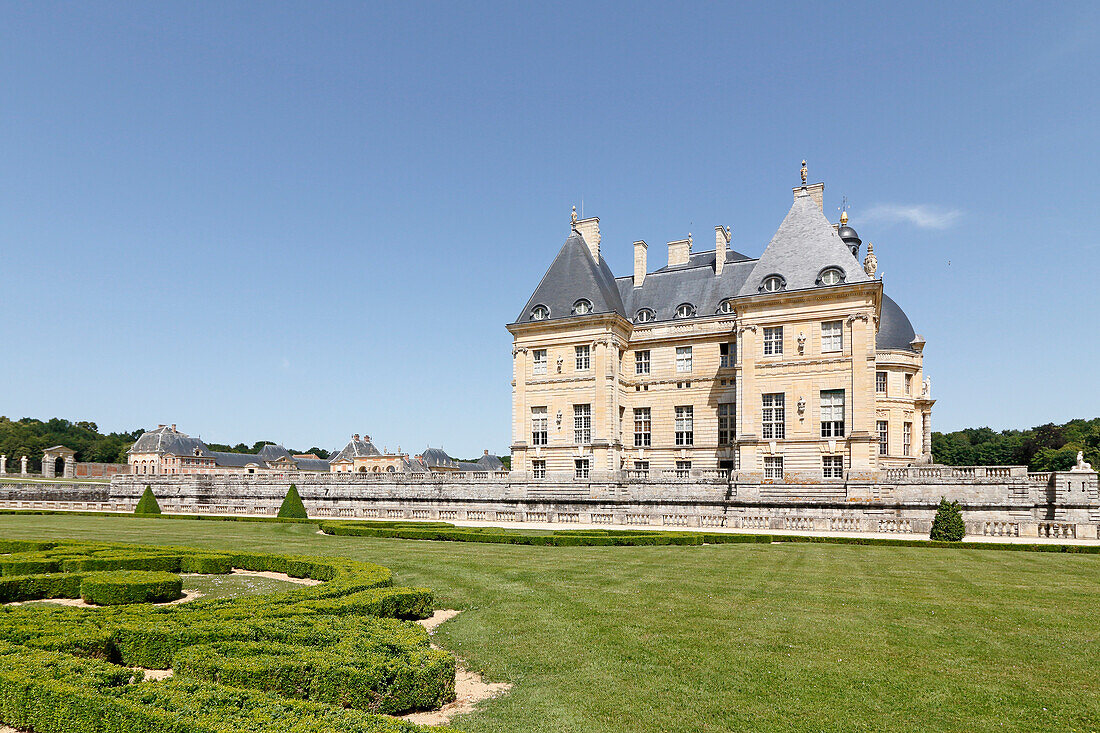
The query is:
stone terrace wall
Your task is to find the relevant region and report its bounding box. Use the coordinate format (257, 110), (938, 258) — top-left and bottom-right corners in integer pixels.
(2, 469), (1097, 540)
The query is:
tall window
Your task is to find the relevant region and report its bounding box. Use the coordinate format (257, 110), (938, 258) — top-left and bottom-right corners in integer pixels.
(676, 460), (692, 478)
(531, 406), (548, 446)
(531, 459), (546, 479)
(574, 404), (591, 444)
(763, 326), (783, 355)
(903, 422), (913, 457)
(532, 349), (547, 375)
(718, 403), (736, 445)
(820, 390), (845, 438)
(634, 408), (651, 447)
(635, 350), (650, 375)
(821, 320), (843, 352)
(575, 345), (590, 371)
(823, 455), (844, 479)
(633, 460), (649, 476)
(905, 373), (913, 395)
(676, 346), (692, 373)
(574, 458), (589, 479)
(877, 420), (889, 456)
(720, 342), (735, 368)
(876, 372), (888, 394)
(764, 456), (784, 480)
(675, 406), (694, 446)
(762, 393), (785, 439)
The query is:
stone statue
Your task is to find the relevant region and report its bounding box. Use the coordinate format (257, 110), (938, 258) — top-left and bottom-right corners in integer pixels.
(1072, 450), (1093, 472)
(863, 242), (877, 277)
(0, 454), (5, 475)
(20, 456), (28, 477)
(922, 377), (931, 398)
(800, 160), (807, 185)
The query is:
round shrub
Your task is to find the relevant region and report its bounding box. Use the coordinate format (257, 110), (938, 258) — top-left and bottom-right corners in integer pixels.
(80, 571), (183, 606)
(930, 497), (966, 542)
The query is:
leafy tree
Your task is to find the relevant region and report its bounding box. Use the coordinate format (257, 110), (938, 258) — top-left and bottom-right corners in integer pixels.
(305, 447), (331, 459)
(134, 486), (162, 515)
(277, 484), (308, 519)
(929, 497), (965, 541)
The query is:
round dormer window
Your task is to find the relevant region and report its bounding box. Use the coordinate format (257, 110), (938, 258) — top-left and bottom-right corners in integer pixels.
(717, 299), (734, 315)
(572, 299), (592, 315)
(761, 275), (784, 292)
(531, 304), (549, 321)
(635, 308), (655, 323)
(675, 303), (696, 318)
(819, 268), (844, 286)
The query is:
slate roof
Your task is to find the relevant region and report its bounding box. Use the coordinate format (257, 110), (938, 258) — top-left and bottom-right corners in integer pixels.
(208, 451), (263, 468)
(128, 426), (209, 457)
(514, 232), (626, 324)
(331, 436), (383, 463)
(877, 293), (918, 351)
(256, 444), (293, 461)
(294, 457), (331, 472)
(736, 189), (870, 297)
(421, 447), (459, 470)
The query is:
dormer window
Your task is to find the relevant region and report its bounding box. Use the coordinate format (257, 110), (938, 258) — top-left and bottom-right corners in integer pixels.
(572, 299), (592, 316)
(635, 308), (655, 323)
(531, 304), (549, 321)
(818, 267), (845, 286)
(717, 299), (734, 315)
(675, 303), (696, 319)
(761, 275), (785, 293)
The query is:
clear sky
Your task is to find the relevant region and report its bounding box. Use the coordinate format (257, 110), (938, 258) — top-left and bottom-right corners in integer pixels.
(2, 2), (1098, 456)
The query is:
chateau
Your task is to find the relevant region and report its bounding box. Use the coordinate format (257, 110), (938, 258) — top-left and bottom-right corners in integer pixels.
(508, 167), (935, 481)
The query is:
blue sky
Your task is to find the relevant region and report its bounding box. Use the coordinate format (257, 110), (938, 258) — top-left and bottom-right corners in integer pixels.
(1, 2), (1098, 456)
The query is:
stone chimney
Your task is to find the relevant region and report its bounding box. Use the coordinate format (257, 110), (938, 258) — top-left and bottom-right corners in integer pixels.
(668, 235), (691, 267)
(353, 434), (359, 442)
(792, 182), (825, 211)
(633, 240), (647, 287)
(714, 226), (730, 276)
(484, 449), (490, 456)
(575, 216), (600, 261)
(170, 424), (176, 432)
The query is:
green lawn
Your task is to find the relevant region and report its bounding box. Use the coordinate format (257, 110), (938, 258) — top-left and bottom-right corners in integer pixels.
(1, 514), (1097, 733)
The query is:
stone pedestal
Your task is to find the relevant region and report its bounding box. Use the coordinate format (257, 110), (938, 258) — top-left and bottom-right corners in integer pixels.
(20, 456), (28, 477)
(0, 455), (6, 475)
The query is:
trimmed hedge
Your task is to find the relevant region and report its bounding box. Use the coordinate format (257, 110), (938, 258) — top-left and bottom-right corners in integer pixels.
(79, 571), (183, 606)
(134, 485), (162, 515)
(277, 483), (309, 519)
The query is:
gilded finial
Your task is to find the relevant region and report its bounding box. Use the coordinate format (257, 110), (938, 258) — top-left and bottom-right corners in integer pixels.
(800, 159), (807, 185)
(840, 210), (848, 225)
(571, 205), (578, 230)
(839, 195), (849, 225)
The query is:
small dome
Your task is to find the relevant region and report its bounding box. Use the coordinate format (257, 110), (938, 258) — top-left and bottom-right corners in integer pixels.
(838, 225), (861, 257)
(877, 294), (918, 351)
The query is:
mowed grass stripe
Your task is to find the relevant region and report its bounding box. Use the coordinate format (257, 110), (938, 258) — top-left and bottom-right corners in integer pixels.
(0, 515), (1097, 733)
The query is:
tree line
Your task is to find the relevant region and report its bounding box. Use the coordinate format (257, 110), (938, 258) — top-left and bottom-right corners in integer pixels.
(931, 418), (1100, 471)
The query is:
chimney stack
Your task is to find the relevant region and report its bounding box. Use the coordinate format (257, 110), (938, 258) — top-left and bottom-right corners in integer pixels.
(484, 449), (489, 456)
(667, 235), (691, 267)
(714, 226), (730, 276)
(575, 216), (601, 261)
(353, 434), (359, 442)
(633, 240), (648, 287)
(793, 182), (825, 211)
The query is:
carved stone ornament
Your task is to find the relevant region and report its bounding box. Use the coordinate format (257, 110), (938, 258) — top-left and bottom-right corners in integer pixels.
(797, 331), (806, 354)
(1072, 450), (1093, 472)
(863, 242), (877, 277)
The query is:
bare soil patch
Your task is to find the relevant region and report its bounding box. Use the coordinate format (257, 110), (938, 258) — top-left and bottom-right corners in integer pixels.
(229, 568), (322, 586)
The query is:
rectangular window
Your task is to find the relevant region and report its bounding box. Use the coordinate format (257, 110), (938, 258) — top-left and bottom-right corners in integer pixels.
(763, 326), (783, 356)
(823, 455), (844, 479)
(720, 342), (735, 368)
(718, 402), (736, 445)
(575, 345), (590, 371)
(764, 456), (784, 480)
(675, 405), (694, 446)
(820, 390), (845, 438)
(531, 406), (548, 446)
(676, 460), (692, 478)
(822, 320), (843, 352)
(903, 422), (912, 457)
(905, 373), (913, 395)
(531, 459), (546, 479)
(633, 407), (651, 447)
(876, 371), (887, 394)
(574, 458), (589, 479)
(532, 349), (547, 375)
(574, 404), (591, 445)
(633, 460), (649, 477)
(762, 393), (785, 439)
(877, 420), (889, 456)
(676, 346), (692, 373)
(635, 350), (650, 375)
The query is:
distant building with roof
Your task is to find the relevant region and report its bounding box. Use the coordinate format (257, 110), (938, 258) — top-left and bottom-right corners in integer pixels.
(507, 165), (935, 480)
(127, 425), (330, 475)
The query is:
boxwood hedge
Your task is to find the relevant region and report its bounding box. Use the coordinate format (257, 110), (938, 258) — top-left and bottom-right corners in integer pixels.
(0, 540), (458, 732)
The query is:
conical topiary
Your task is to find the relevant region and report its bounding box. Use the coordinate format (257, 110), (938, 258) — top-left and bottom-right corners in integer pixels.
(277, 484), (309, 519)
(929, 497), (965, 542)
(134, 485), (162, 515)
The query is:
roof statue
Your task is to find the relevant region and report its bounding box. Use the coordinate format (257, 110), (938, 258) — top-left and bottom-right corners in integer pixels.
(800, 159), (807, 185)
(863, 242), (877, 277)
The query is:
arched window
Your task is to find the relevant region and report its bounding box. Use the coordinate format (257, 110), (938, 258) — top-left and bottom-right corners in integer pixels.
(386, 465), (396, 472)
(572, 299), (592, 316)
(761, 275), (785, 293)
(531, 304), (549, 321)
(716, 299), (734, 315)
(357, 466), (367, 472)
(817, 267), (844, 286)
(635, 308), (655, 323)
(674, 303), (696, 319)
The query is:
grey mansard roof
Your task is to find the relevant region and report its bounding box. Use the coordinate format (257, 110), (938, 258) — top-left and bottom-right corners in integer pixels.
(331, 436), (383, 463)
(421, 447), (459, 469)
(514, 232), (626, 324)
(128, 426), (209, 457)
(736, 189), (870, 297)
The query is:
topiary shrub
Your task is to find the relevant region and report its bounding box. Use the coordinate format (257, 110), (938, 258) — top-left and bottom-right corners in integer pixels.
(80, 571), (183, 606)
(134, 486), (162, 515)
(930, 497), (965, 542)
(277, 484), (308, 519)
